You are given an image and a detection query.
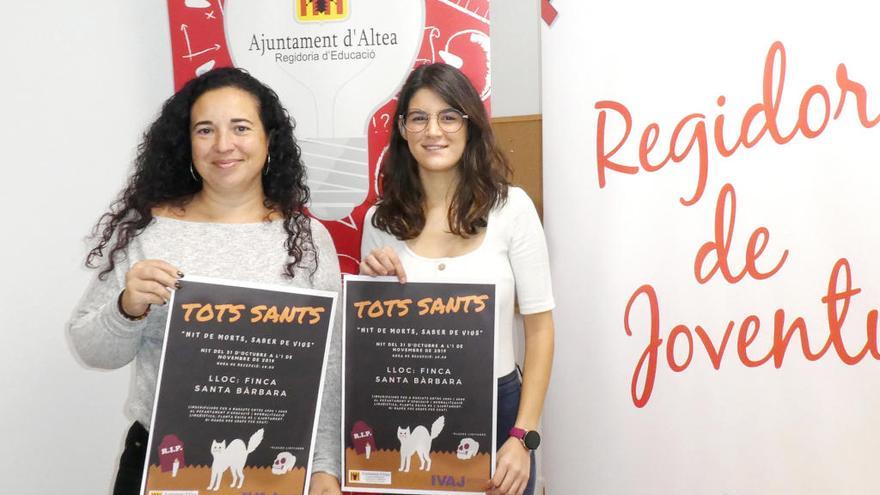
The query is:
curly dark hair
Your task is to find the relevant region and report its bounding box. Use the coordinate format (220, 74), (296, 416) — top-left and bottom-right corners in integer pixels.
(86, 67), (316, 279)
(372, 63), (511, 239)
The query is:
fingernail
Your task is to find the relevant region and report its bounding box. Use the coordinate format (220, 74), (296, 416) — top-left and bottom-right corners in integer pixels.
(177, 271), (184, 278)
(175, 281), (181, 289)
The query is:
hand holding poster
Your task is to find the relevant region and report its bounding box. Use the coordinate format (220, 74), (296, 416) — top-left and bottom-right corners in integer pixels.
(342, 276), (496, 494)
(140, 276), (336, 495)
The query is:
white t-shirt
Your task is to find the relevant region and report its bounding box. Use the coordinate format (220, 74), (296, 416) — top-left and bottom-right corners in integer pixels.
(361, 186), (555, 376)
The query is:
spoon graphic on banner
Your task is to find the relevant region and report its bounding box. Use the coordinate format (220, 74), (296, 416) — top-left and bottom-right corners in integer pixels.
(225, 0), (424, 220)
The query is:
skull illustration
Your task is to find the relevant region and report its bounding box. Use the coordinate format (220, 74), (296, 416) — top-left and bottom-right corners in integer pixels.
(272, 452), (296, 475)
(456, 438), (479, 460)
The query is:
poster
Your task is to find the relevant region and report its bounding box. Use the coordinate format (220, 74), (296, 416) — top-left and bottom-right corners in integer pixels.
(166, 0), (493, 274)
(140, 276), (337, 495)
(342, 276), (496, 494)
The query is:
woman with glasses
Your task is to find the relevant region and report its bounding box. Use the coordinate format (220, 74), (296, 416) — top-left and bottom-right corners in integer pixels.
(360, 63), (555, 495)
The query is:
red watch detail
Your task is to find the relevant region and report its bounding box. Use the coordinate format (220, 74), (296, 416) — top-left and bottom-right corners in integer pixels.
(509, 426), (526, 439)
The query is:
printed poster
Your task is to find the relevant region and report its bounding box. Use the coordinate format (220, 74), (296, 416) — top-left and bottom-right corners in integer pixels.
(166, 0), (493, 274)
(140, 276), (337, 495)
(342, 276), (496, 494)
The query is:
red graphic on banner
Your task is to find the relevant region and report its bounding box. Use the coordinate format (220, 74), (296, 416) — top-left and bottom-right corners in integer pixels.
(168, 0), (231, 84)
(541, 0), (557, 26)
(166, 0), (492, 275)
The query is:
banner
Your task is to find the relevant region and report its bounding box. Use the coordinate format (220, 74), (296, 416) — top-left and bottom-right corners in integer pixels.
(342, 276), (497, 494)
(542, 1), (880, 494)
(166, 0), (493, 274)
(141, 276), (336, 495)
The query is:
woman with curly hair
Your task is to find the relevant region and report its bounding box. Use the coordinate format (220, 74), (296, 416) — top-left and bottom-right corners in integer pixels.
(360, 63), (555, 495)
(68, 67), (341, 495)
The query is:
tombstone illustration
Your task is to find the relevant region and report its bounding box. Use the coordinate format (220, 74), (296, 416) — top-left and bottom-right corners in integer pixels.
(351, 420), (377, 459)
(158, 434), (185, 476)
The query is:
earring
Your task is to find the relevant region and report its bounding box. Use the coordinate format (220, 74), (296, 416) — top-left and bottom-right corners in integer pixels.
(263, 154), (271, 176)
(190, 163), (200, 182)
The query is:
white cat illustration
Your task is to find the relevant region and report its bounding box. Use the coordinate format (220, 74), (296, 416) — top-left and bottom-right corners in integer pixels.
(207, 428), (264, 491)
(397, 416), (445, 472)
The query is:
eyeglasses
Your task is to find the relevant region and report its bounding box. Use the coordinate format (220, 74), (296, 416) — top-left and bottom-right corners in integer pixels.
(400, 109), (469, 133)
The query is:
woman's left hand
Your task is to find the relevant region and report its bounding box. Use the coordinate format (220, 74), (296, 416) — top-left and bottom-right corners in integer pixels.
(308, 472), (341, 495)
(486, 436), (531, 495)
(359, 245), (407, 283)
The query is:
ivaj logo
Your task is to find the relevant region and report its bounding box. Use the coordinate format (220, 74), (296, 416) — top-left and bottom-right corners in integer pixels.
(431, 474), (465, 487)
(295, 0), (349, 22)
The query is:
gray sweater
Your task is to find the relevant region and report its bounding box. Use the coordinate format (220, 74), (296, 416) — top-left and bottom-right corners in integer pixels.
(68, 216), (341, 478)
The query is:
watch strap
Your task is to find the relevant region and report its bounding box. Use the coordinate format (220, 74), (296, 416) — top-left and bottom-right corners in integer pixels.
(509, 426), (527, 440)
(509, 427), (540, 450)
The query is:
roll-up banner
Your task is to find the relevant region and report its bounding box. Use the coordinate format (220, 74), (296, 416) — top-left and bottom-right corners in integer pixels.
(542, 1), (880, 494)
(166, 0), (493, 273)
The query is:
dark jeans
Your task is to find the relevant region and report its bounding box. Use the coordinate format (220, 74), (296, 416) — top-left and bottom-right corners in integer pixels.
(496, 369), (537, 495)
(113, 421), (148, 495)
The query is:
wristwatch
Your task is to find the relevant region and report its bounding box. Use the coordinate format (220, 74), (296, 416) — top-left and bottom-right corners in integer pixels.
(509, 427), (541, 450)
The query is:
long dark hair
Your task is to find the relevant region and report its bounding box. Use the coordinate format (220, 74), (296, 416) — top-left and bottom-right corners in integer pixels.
(372, 63), (511, 239)
(86, 67), (315, 279)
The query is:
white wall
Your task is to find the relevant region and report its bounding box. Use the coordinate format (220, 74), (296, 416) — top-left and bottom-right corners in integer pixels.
(1, 2), (172, 493)
(490, 0), (541, 116)
(0, 1), (540, 493)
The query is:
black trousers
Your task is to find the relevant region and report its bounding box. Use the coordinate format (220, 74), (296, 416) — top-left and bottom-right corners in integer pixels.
(496, 369), (537, 495)
(113, 421), (148, 495)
